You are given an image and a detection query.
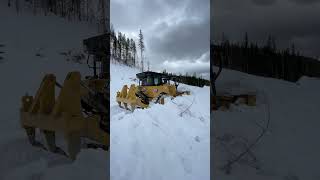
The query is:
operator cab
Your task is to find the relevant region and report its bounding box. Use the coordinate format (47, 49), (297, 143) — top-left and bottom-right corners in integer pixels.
(136, 71), (168, 86)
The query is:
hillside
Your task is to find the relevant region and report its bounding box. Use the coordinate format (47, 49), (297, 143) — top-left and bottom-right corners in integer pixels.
(212, 43), (320, 82)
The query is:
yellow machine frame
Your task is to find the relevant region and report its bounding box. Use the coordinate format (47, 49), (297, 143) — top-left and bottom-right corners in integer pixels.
(116, 72), (189, 111)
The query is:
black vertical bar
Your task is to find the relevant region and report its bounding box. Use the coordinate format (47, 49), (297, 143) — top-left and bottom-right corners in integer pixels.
(105, 1), (110, 180)
(210, 0), (213, 179)
(93, 57), (97, 77)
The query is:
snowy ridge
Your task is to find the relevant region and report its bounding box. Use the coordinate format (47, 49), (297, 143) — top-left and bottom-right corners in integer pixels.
(110, 62), (210, 180)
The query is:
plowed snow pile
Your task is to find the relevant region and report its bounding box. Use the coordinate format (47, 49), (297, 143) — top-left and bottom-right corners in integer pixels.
(110, 62), (210, 180)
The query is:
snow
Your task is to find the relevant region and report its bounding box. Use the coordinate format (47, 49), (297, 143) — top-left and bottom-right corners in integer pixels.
(110, 62), (210, 180)
(2, 0), (320, 179)
(213, 67), (320, 179)
(0, 3), (108, 179)
(0, 3), (210, 180)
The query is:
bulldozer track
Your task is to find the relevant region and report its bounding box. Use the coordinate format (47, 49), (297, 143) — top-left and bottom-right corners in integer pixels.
(155, 92), (166, 104)
(135, 91), (150, 105)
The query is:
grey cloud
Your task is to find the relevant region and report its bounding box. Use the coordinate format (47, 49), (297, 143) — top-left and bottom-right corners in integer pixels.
(111, 0), (195, 31)
(111, 0), (170, 31)
(112, 0), (210, 75)
(148, 17), (209, 61)
(159, 51), (210, 78)
(212, 0), (320, 57)
(289, 0), (320, 5)
(252, 0), (277, 6)
(185, 0), (210, 17)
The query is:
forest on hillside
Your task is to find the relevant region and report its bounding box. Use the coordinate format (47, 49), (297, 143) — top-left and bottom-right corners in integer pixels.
(162, 70), (210, 87)
(212, 33), (320, 82)
(110, 27), (210, 87)
(7, 0), (102, 23)
(110, 26), (137, 67)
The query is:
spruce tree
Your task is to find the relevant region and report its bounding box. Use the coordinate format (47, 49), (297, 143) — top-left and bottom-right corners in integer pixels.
(138, 29), (145, 71)
(244, 32), (248, 49)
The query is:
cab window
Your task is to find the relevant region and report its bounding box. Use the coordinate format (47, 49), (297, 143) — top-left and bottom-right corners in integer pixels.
(154, 77), (160, 85)
(146, 76), (154, 86)
(141, 79), (146, 86)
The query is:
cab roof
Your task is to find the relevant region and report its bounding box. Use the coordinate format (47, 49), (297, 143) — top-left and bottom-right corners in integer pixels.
(136, 71), (168, 80)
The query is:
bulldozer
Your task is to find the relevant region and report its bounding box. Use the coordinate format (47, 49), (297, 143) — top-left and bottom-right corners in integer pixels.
(20, 33), (110, 160)
(211, 47), (256, 111)
(116, 71), (190, 111)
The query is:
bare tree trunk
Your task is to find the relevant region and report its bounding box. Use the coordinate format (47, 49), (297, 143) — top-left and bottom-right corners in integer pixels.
(15, 0), (19, 14)
(32, 0), (37, 15)
(86, 0), (89, 21)
(98, 0), (107, 33)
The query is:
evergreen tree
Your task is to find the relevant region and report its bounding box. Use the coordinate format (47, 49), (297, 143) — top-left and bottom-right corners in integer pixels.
(125, 38), (130, 64)
(138, 29), (145, 71)
(130, 39), (136, 66)
(290, 42), (296, 56)
(244, 32), (248, 49)
(121, 34), (126, 61)
(15, 0), (20, 13)
(118, 32), (122, 60)
(110, 24), (116, 58)
(9, 0), (100, 25)
(213, 33), (320, 82)
(271, 36), (276, 52)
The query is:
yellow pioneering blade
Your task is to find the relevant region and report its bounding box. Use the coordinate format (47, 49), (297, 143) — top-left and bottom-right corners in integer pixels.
(20, 72), (109, 160)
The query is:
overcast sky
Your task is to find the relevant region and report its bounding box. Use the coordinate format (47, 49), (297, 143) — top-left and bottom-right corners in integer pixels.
(111, 0), (210, 79)
(212, 0), (320, 59)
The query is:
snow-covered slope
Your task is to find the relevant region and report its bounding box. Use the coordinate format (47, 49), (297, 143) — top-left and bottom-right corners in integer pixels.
(110, 62), (210, 180)
(0, 3), (108, 180)
(213, 67), (320, 180)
